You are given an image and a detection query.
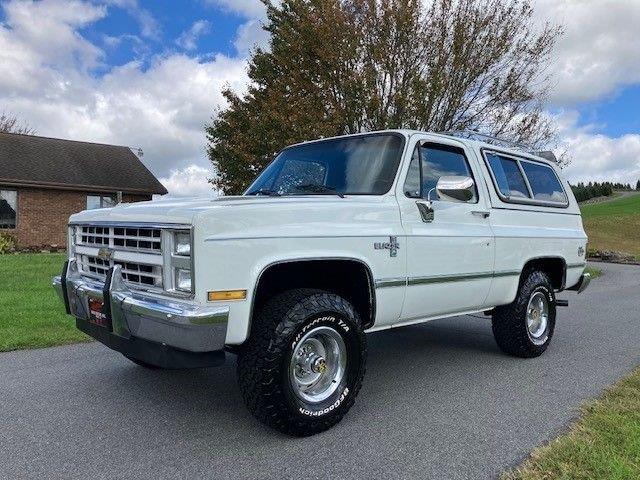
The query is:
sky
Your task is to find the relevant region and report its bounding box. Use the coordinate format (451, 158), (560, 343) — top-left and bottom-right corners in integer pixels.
(1, 0), (639, 197)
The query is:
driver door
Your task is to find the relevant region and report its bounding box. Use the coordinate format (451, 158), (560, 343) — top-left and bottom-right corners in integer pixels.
(398, 137), (494, 321)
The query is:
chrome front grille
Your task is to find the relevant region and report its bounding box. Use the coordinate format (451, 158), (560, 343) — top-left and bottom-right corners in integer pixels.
(76, 254), (163, 288)
(74, 224), (165, 290)
(78, 226), (162, 253)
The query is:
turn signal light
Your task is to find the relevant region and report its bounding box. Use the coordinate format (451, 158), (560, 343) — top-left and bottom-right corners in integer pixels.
(208, 290), (247, 301)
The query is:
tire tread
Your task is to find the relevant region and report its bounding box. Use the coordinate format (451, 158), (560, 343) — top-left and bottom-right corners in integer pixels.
(237, 288), (366, 436)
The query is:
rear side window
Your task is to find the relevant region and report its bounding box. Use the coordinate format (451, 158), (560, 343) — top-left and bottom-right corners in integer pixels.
(486, 153), (530, 198)
(485, 152), (568, 207)
(520, 161), (567, 203)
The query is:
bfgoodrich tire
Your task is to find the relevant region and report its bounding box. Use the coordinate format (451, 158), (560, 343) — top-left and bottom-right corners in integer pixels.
(492, 270), (556, 358)
(237, 289), (367, 436)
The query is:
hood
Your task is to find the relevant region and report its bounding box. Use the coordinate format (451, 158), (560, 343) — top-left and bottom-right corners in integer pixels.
(68, 195), (373, 225)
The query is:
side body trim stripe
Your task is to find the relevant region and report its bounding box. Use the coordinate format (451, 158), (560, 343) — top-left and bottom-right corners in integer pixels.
(375, 270), (521, 288)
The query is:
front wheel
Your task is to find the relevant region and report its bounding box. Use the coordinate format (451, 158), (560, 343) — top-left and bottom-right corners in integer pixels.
(492, 270), (557, 358)
(237, 289), (366, 436)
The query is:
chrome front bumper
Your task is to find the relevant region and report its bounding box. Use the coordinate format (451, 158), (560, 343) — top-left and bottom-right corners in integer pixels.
(53, 259), (229, 356)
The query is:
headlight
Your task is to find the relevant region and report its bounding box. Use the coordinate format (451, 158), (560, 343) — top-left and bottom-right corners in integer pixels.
(174, 232), (191, 256)
(168, 229), (193, 294)
(175, 268), (192, 292)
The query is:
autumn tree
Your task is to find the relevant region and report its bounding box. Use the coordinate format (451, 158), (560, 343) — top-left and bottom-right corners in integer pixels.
(207, 0), (562, 194)
(0, 112), (35, 135)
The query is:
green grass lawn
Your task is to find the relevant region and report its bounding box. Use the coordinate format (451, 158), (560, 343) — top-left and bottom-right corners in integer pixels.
(585, 266), (602, 279)
(504, 367), (640, 480)
(581, 193), (640, 258)
(0, 253), (89, 352)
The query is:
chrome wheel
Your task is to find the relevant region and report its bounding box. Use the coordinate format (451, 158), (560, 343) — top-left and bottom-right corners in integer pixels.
(289, 326), (347, 403)
(526, 291), (549, 345)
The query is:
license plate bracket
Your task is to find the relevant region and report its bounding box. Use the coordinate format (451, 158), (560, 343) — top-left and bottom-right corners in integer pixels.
(88, 298), (109, 327)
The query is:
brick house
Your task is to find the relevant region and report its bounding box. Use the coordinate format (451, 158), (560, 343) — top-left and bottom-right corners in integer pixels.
(0, 132), (167, 249)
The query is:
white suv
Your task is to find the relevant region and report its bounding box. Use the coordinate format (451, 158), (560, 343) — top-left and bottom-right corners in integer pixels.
(54, 130), (590, 436)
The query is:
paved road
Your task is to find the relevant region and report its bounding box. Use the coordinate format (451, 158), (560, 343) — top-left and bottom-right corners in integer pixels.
(1, 263), (639, 480)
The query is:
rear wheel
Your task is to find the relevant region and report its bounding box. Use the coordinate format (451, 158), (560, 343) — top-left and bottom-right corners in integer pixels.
(492, 270), (556, 358)
(237, 289), (366, 436)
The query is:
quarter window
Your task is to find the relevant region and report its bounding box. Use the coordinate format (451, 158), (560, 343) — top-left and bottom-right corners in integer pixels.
(520, 161), (567, 203)
(486, 153), (530, 198)
(403, 146), (421, 198)
(0, 189), (17, 229)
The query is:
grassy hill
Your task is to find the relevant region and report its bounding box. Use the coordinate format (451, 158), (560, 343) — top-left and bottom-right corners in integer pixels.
(580, 192), (640, 259)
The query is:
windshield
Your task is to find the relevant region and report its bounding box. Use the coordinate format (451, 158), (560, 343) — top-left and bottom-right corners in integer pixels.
(245, 134), (405, 196)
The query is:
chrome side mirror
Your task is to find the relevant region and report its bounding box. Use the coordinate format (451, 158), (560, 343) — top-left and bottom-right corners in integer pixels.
(435, 176), (475, 203)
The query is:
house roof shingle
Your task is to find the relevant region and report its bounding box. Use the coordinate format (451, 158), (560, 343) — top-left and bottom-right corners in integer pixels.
(0, 132), (168, 195)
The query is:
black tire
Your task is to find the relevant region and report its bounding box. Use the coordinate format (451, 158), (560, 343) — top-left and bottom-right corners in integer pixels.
(123, 355), (161, 369)
(237, 288), (367, 436)
(492, 269), (556, 358)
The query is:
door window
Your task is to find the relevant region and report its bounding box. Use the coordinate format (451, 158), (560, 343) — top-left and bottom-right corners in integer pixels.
(403, 142), (477, 202)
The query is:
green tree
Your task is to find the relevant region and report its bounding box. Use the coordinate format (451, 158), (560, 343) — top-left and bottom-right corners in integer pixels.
(636, 179), (640, 190)
(207, 0), (562, 194)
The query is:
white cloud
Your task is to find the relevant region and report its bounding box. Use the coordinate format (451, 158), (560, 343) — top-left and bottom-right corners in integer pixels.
(204, 0), (266, 19)
(552, 111), (640, 185)
(159, 165), (219, 197)
(0, 0), (249, 197)
(0, 0), (106, 86)
(176, 20), (211, 51)
(234, 18), (269, 55)
(533, 0), (640, 105)
(204, 0), (272, 55)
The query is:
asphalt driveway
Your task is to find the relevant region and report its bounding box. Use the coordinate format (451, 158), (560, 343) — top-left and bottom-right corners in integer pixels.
(1, 262), (639, 479)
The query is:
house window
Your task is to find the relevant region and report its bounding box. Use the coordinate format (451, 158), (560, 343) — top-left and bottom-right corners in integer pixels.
(87, 194), (116, 210)
(0, 189), (17, 229)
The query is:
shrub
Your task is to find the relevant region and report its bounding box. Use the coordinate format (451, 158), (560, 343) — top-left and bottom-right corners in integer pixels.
(0, 232), (16, 254)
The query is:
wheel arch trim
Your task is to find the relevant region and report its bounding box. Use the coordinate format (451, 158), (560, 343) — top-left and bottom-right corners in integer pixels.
(248, 256), (378, 335)
(519, 255), (570, 290)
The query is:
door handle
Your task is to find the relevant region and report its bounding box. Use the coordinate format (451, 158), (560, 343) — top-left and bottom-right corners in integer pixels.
(471, 210), (490, 218)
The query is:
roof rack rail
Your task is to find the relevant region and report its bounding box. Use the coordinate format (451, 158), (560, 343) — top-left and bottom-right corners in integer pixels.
(438, 129), (533, 150)
(437, 130), (558, 163)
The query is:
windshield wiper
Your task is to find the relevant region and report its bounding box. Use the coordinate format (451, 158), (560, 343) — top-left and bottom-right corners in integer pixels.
(248, 188), (281, 196)
(294, 183), (345, 198)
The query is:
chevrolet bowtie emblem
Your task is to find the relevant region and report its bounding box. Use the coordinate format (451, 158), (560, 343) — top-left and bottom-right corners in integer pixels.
(97, 247), (114, 261)
(374, 236), (399, 257)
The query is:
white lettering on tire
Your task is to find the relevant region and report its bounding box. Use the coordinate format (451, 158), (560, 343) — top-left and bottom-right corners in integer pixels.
(298, 388), (350, 416)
